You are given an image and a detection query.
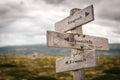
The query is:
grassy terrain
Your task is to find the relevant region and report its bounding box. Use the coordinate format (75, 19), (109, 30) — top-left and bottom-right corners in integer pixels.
(0, 54), (120, 80)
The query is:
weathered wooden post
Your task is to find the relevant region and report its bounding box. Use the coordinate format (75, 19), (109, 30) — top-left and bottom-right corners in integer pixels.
(47, 5), (109, 80)
(70, 8), (84, 80)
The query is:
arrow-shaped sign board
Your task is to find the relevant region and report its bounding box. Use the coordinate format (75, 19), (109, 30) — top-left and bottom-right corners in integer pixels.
(55, 5), (94, 32)
(56, 49), (97, 73)
(47, 31), (109, 50)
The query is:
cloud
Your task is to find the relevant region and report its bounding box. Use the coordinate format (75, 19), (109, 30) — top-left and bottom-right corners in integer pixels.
(0, 33), (46, 46)
(0, 0), (65, 46)
(43, 0), (64, 5)
(93, 0), (120, 44)
(0, 2), (25, 18)
(0, 0), (120, 47)
(97, 0), (120, 22)
(0, 1), (27, 31)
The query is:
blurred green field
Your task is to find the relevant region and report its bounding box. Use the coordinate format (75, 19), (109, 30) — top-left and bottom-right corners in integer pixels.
(0, 54), (120, 80)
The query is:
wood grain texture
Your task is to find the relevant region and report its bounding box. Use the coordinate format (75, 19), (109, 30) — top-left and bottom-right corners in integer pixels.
(55, 5), (94, 32)
(47, 31), (109, 50)
(56, 49), (98, 73)
(71, 25), (85, 80)
(73, 69), (85, 80)
(71, 26), (85, 80)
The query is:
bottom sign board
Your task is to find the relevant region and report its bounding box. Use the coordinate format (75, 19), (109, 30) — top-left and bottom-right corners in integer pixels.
(56, 49), (98, 73)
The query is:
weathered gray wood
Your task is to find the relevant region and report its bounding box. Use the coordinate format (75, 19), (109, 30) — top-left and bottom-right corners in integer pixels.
(55, 5), (94, 32)
(73, 69), (85, 80)
(56, 49), (98, 73)
(69, 27), (83, 34)
(47, 31), (109, 50)
(71, 26), (85, 80)
(71, 25), (85, 80)
(70, 8), (81, 16)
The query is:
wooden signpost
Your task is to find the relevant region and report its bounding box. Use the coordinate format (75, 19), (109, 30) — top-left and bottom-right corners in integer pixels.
(55, 5), (94, 32)
(47, 31), (109, 50)
(46, 5), (109, 80)
(56, 49), (97, 73)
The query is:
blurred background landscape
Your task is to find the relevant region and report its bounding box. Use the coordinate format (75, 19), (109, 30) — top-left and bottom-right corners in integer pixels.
(0, 43), (120, 55)
(0, 44), (120, 80)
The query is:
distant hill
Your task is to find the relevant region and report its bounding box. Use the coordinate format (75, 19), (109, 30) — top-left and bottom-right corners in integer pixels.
(109, 44), (120, 54)
(0, 44), (71, 55)
(0, 44), (120, 55)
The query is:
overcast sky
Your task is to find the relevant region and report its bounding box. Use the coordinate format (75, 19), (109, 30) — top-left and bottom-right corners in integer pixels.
(0, 0), (120, 47)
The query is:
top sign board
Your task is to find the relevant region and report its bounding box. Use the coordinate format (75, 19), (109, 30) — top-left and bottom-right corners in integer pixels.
(55, 5), (94, 32)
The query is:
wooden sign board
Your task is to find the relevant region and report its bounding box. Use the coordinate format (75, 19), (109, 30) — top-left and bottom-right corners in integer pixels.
(55, 5), (94, 32)
(56, 49), (97, 73)
(47, 31), (109, 50)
